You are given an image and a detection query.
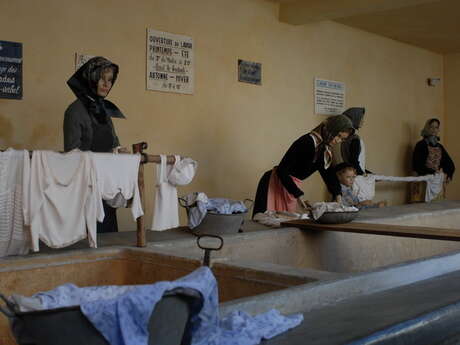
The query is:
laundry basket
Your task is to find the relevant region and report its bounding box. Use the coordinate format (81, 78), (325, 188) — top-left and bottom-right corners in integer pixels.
(179, 198), (252, 235)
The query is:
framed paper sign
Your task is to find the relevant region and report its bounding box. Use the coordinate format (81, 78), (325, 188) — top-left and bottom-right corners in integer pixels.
(314, 78), (345, 115)
(238, 59), (261, 85)
(146, 29), (194, 94)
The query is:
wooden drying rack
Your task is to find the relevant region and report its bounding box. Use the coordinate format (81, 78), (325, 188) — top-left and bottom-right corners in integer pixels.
(1, 145), (176, 248)
(132, 142), (178, 247)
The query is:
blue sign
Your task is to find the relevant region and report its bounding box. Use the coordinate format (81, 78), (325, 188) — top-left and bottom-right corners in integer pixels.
(0, 40), (23, 99)
(238, 59), (261, 85)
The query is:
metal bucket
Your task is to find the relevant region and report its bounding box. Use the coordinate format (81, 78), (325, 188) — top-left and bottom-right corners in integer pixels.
(179, 198), (252, 235)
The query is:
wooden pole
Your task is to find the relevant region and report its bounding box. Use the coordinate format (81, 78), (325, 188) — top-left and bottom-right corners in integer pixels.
(132, 142), (148, 247)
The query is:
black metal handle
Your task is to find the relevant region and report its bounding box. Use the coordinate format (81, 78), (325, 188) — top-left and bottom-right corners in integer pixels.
(196, 235), (224, 266)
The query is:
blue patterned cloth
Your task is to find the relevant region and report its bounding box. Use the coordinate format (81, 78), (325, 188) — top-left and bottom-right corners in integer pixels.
(184, 193), (248, 229)
(30, 267), (303, 345)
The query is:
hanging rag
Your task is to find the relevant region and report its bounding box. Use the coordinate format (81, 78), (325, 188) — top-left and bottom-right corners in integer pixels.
(9, 267), (304, 345)
(90, 152), (143, 220)
(182, 192), (209, 229)
(151, 155), (181, 231)
(25, 150), (104, 251)
(0, 149), (30, 257)
(352, 173), (444, 202)
(168, 157), (198, 186)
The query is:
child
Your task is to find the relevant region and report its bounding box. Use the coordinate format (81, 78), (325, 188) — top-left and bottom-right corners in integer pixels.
(335, 163), (387, 209)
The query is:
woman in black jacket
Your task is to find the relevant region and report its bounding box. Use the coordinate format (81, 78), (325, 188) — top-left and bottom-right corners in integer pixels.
(63, 56), (128, 233)
(411, 118), (455, 201)
(253, 115), (354, 217)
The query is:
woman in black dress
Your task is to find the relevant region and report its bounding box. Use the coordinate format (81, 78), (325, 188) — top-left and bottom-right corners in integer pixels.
(253, 115), (354, 217)
(411, 118), (455, 201)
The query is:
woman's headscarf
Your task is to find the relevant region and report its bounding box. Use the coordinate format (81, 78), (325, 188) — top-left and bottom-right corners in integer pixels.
(421, 118), (440, 146)
(310, 115), (354, 169)
(67, 56), (125, 122)
(343, 107), (365, 129)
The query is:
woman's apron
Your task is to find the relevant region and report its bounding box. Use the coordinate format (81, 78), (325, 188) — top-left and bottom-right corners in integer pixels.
(91, 118), (118, 233)
(267, 168), (303, 213)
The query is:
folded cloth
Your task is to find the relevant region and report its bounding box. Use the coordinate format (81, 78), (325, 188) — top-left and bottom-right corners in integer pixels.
(9, 267), (303, 345)
(253, 211), (309, 227)
(311, 202), (358, 220)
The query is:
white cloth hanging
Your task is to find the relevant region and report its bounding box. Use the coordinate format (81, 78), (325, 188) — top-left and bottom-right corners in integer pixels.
(358, 138), (366, 173)
(168, 157), (197, 186)
(0, 149), (30, 257)
(150, 155), (180, 231)
(25, 150), (104, 251)
(90, 153), (143, 220)
(352, 173), (443, 202)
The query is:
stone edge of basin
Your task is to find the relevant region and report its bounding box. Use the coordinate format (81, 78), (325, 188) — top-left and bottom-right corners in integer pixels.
(355, 200), (460, 224)
(347, 300), (460, 345)
(220, 249), (460, 316)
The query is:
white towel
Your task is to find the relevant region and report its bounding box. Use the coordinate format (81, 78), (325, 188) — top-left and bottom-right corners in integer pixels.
(91, 153), (143, 220)
(26, 150), (104, 251)
(0, 149), (30, 257)
(352, 173), (443, 202)
(151, 155), (180, 231)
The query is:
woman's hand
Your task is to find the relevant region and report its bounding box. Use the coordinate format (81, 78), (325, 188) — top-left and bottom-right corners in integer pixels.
(113, 146), (130, 154)
(118, 147), (130, 154)
(334, 195), (342, 204)
(297, 198), (311, 211)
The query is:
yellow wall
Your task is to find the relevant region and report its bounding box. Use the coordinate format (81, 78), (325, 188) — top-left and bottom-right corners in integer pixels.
(0, 0), (444, 230)
(444, 53), (460, 199)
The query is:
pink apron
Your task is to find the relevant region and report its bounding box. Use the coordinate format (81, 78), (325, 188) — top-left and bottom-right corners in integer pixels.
(267, 168), (303, 212)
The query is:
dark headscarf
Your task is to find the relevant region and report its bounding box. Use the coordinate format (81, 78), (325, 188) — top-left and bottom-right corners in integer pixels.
(342, 107), (365, 129)
(421, 118), (440, 146)
(310, 115), (354, 168)
(67, 56), (125, 123)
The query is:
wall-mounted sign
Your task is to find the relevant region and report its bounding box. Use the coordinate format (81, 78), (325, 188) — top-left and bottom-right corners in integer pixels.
(238, 59), (261, 85)
(146, 29), (194, 94)
(0, 40), (22, 100)
(75, 53), (94, 70)
(314, 78), (345, 115)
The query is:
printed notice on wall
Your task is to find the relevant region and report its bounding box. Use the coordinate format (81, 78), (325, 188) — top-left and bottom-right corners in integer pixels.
(0, 40), (23, 100)
(238, 59), (261, 85)
(147, 29), (194, 94)
(314, 78), (345, 115)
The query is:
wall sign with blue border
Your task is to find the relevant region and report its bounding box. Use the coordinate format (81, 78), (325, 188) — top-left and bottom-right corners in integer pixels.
(0, 40), (23, 100)
(238, 59), (261, 85)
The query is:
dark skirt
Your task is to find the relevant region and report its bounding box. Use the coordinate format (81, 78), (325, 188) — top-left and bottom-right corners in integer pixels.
(97, 201), (118, 233)
(252, 169), (273, 218)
